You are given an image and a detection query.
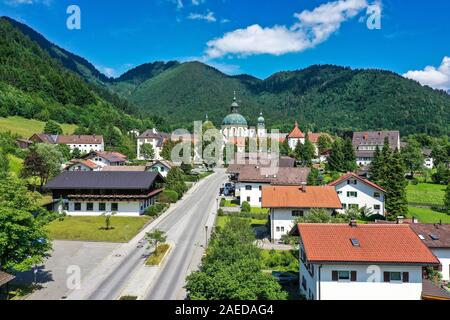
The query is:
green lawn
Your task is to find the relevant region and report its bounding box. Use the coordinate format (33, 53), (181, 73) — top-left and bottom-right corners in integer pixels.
(0, 116), (77, 138)
(407, 206), (450, 224)
(406, 183), (446, 207)
(216, 216), (268, 229)
(251, 207), (269, 214)
(221, 199), (239, 207)
(46, 216), (151, 242)
(7, 154), (23, 175)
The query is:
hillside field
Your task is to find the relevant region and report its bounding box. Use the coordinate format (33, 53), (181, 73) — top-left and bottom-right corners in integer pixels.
(0, 116), (77, 138)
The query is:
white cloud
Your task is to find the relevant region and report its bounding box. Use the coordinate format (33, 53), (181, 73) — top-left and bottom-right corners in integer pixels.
(5, 0), (52, 5)
(205, 0), (371, 59)
(403, 56), (450, 91)
(188, 10), (216, 22)
(96, 66), (117, 78)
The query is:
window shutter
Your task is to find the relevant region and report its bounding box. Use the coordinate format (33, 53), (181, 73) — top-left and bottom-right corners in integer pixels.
(332, 271), (338, 281)
(351, 271), (357, 282)
(402, 272), (409, 283)
(383, 272), (390, 282)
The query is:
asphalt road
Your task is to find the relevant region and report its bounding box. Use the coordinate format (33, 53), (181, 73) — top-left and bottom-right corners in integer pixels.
(86, 169), (227, 300)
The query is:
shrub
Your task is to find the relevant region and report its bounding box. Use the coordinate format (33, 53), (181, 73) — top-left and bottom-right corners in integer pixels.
(158, 189), (179, 204)
(411, 178), (419, 185)
(145, 203), (167, 217)
(241, 201), (251, 213)
(217, 208), (224, 216)
(220, 198), (226, 207)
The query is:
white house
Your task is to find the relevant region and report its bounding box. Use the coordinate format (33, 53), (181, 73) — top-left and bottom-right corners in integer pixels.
(146, 160), (174, 178)
(136, 129), (169, 160)
(64, 159), (100, 172)
(237, 166), (310, 208)
(262, 185), (342, 242)
(410, 223), (450, 282)
(83, 151), (128, 167)
(286, 122), (305, 151)
(44, 171), (164, 217)
(353, 131), (401, 166)
(422, 148), (434, 169)
(29, 134), (104, 154)
(328, 172), (386, 216)
(297, 223), (440, 300)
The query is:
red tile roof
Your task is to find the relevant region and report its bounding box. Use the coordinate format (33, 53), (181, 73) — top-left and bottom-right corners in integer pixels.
(328, 172), (386, 193)
(287, 122), (305, 139)
(262, 186), (342, 209)
(307, 132), (324, 144)
(298, 223), (440, 265)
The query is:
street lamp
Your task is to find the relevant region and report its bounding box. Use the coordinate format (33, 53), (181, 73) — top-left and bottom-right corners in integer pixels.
(205, 225), (209, 246)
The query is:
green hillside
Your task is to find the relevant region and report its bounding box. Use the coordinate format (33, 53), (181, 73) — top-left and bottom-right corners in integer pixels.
(0, 116), (77, 138)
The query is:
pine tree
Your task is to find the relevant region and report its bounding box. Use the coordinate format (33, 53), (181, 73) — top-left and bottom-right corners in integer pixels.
(43, 120), (63, 135)
(379, 138), (393, 186)
(444, 183), (450, 214)
(301, 135), (316, 167)
(342, 137), (357, 171)
(385, 150), (408, 220)
(0, 148), (9, 178)
(369, 146), (383, 183)
(327, 140), (345, 172)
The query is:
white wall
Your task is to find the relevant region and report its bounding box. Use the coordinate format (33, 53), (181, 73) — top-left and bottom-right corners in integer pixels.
(424, 157), (434, 169)
(432, 248), (450, 281)
(288, 137), (305, 150)
(239, 182), (268, 207)
(334, 179), (385, 215)
(271, 208), (334, 241)
(300, 257), (424, 300)
(67, 143), (104, 154)
(56, 199), (156, 217)
(137, 138), (162, 161)
(149, 163), (169, 177)
(67, 164), (93, 172)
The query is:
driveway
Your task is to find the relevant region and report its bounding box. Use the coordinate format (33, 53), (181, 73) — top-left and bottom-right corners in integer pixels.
(14, 241), (119, 300)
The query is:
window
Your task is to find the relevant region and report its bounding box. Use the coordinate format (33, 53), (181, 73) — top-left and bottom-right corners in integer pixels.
(111, 203), (118, 211)
(280, 227), (285, 232)
(276, 227), (280, 232)
(74, 203), (81, 211)
(99, 203), (106, 211)
(259, 186), (262, 191)
(259, 197), (262, 203)
(337, 191), (343, 195)
(347, 180), (357, 185)
(347, 191), (358, 198)
(374, 205), (381, 210)
(348, 204), (359, 210)
(342, 203), (347, 209)
(338, 271), (350, 281)
(247, 197), (251, 202)
(384, 272), (406, 282)
(86, 203), (94, 211)
(245, 185), (252, 191)
(301, 276), (307, 290)
(292, 210), (304, 217)
(63, 203), (69, 211)
(332, 271), (357, 282)
(374, 192), (380, 198)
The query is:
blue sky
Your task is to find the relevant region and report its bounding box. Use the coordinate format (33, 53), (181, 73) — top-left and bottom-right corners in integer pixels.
(1, 0), (449, 90)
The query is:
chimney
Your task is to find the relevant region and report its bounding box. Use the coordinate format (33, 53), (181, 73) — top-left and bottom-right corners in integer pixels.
(349, 220), (357, 227)
(396, 216), (404, 224)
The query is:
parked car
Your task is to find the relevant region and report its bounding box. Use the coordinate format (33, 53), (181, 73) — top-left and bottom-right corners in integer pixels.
(272, 272), (298, 283)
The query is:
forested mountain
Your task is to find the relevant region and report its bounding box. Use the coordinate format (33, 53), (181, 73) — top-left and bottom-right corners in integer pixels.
(1, 16), (449, 136)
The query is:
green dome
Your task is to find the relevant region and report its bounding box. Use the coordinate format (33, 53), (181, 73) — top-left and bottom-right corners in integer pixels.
(222, 113), (248, 126)
(258, 113), (265, 124)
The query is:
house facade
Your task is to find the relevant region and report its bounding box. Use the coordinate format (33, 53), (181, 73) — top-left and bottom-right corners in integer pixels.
(147, 160), (174, 178)
(136, 129), (169, 161)
(410, 223), (450, 281)
(328, 172), (386, 216)
(83, 151), (128, 167)
(64, 159), (100, 172)
(286, 122), (305, 151)
(44, 171), (164, 216)
(30, 134), (104, 154)
(352, 131), (401, 166)
(237, 166), (310, 208)
(297, 223), (440, 300)
(262, 185), (342, 241)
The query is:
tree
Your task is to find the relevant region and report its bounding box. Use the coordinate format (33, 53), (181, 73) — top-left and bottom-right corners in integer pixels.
(161, 140), (177, 161)
(71, 147), (82, 159)
(300, 135), (316, 167)
(342, 138), (357, 171)
(432, 164), (450, 185)
(402, 139), (424, 177)
(43, 120), (63, 135)
(101, 211), (117, 230)
(0, 175), (51, 272)
(165, 167), (188, 199)
(0, 148), (9, 178)
(145, 229), (167, 251)
(369, 146), (383, 183)
(444, 183), (450, 214)
(241, 201), (251, 213)
(307, 168), (323, 186)
(21, 144), (64, 188)
(141, 143), (155, 160)
(295, 208), (345, 223)
(384, 150), (408, 219)
(57, 144), (72, 161)
(327, 140), (345, 172)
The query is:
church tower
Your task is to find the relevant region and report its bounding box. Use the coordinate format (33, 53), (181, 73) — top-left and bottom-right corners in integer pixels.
(257, 111), (266, 138)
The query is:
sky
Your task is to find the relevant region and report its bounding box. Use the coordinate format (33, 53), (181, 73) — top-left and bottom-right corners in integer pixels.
(0, 0), (449, 90)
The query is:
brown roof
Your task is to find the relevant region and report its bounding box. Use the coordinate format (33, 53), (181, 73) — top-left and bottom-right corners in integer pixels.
(147, 160), (174, 170)
(30, 133), (56, 144)
(101, 166), (147, 172)
(56, 135), (103, 144)
(409, 223), (450, 248)
(0, 271), (15, 287)
(287, 122), (305, 139)
(65, 159), (99, 170)
(238, 166), (310, 185)
(262, 185), (342, 209)
(85, 151), (127, 163)
(328, 172), (386, 193)
(422, 279), (450, 300)
(307, 132), (326, 144)
(297, 223), (440, 265)
(353, 131), (400, 150)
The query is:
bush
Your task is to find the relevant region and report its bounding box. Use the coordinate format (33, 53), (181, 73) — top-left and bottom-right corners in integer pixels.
(158, 190), (179, 204)
(217, 208), (224, 216)
(241, 201), (251, 213)
(411, 178), (419, 185)
(145, 203), (167, 217)
(220, 198), (225, 207)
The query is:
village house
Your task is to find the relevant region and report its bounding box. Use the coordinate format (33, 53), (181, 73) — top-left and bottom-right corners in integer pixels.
(422, 148), (434, 169)
(146, 160), (174, 178)
(409, 223), (450, 282)
(136, 129), (169, 161)
(64, 159), (101, 172)
(296, 223), (440, 300)
(29, 134), (104, 154)
(262, 185), (342, 242)
(328, 172), (386, 216)
(83, 151), (128, 167)
(237, 166), (310, 208)
(352, 131), (401, 166)
(285, 122), (327, 157)
(44, 171), (164, 216)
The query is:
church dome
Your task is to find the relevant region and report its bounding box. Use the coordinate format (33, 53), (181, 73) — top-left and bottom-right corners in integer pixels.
(222, 113), (248, 126)
(258, 112), (265, 124)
